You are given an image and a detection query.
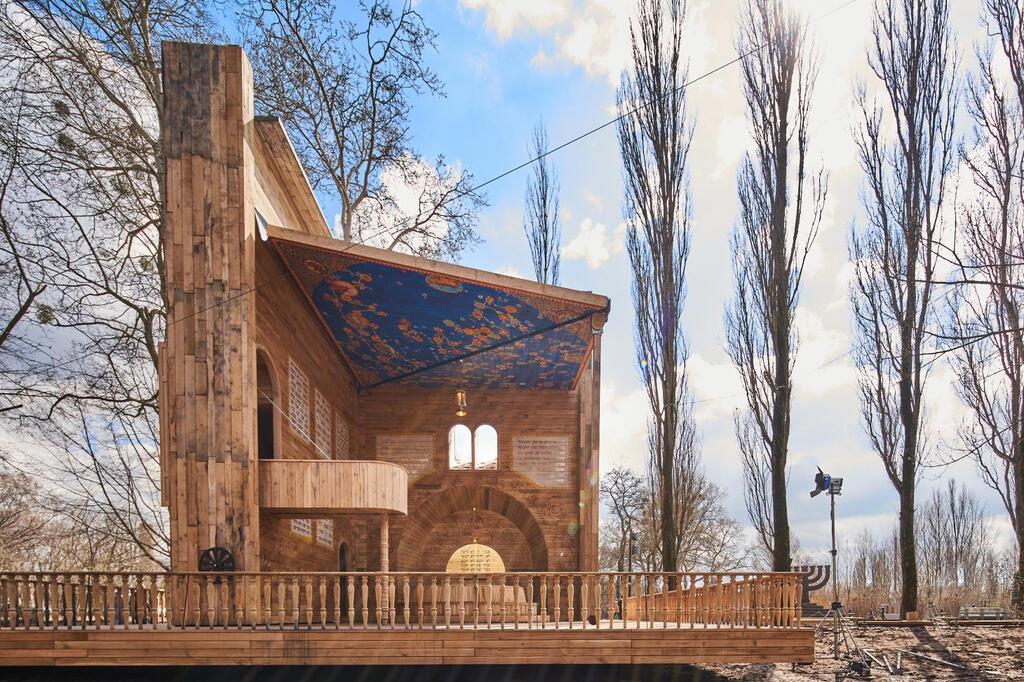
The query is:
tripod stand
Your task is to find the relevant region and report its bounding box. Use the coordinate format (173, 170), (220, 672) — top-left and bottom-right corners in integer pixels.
(815, 599), (871, 678)
(810, 471), (871, 679)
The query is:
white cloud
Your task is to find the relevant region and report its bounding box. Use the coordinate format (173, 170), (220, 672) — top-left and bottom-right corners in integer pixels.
(687, 353), (744, 422)
(600, 381), (648, 472)
(562, 218), (625, 269)
(460, 0), (631, 85)
(459, 0), (572, 41)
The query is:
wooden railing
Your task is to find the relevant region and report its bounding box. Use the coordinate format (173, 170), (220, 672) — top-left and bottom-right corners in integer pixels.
(0, 571), (802, 630)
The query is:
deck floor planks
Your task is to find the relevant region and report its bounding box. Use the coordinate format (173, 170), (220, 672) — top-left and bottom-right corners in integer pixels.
(0, 625), (814, 666)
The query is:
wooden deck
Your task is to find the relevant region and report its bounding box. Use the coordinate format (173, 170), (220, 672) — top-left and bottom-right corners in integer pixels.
(1, 570), (814, 666)
(0, 624), (814, 666)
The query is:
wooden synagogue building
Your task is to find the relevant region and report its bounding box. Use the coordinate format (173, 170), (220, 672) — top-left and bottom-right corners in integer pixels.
(0, 41), (813, 668)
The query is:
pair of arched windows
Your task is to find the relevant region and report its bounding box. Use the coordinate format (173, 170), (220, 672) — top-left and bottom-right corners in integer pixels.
(448, 424), (497, 470)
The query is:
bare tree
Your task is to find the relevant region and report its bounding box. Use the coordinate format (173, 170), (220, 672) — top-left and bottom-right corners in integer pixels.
(725, 0), (826, 573)
(523, 122), (561, 285)
(735, 412), (773, 562)
(616, 0), (694, 578)
(0, 88), (46, 415)
(0, 466), (45, 570)
(849, 0), (957, 616)
(945, 0), (1024, 612)
(600, 466), (646, 574)
(0, 0), (216, 569)
(241, 0), (483, 260)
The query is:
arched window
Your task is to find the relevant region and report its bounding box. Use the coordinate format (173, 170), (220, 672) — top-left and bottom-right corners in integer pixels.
(474, 425), (498, 470)
(448, 424), (472, 470)
(449, 424), (499, 470)
(256, 350), (276, 460)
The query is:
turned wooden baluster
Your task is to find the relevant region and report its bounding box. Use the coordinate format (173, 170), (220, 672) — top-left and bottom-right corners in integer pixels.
(552, 575), (561, 629)
(300, 576), (310, 628)
(646, 575), (654, 630)
(539, 576), (547, 628)
(416, 576), (424, 628)
(219, 577), (230, 628)
(443, 576), (451, 627)
(1, 575), (8, 630)
(388, 577), (396, 627)
(275, 577), (285, 629)
(402, 576), (411, 627)
(605, 575), (615, 629)
(61, 577), (72, 629)
(526, 576), (535, 630)
(317, 576), (326, 628)
(580, 575), (589, 627)
(346, 576), (355, 628)
(566, 576), (574, 629)
(358, 576), (367, 627)
(331, 576), (341, 629)
(483, 575), (492, 628)
(472, 575), (480, 628)
(511, 576), (520, 630)
(626, 573), (634, 626)
(48, 577), (59, 630)
(498, 575), (505, 629)
(243, 575), (254, 628)
(429, 577), (438, 628)
(265, 577), (274, 629)
(374, 576), (383, 628)
(457, 577), (466, 629)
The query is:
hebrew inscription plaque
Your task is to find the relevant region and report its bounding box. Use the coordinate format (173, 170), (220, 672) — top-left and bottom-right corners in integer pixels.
(376, 433), (434, 480)
(513, 434), (570, 487)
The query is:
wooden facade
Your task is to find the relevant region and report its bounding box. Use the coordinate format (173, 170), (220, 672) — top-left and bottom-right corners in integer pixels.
(157, 40), (609, 580)
(0, 41), (814, 667)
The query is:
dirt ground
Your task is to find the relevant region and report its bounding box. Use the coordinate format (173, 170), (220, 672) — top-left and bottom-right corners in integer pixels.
(706, 623), (1024, 681)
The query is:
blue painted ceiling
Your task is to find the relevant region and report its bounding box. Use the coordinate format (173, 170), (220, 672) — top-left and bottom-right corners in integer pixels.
(269, 237), (604, 390)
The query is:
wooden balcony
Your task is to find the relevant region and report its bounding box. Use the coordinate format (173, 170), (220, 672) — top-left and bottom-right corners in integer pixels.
(0, 571), (813, 666)
(259, 459), (408, 515)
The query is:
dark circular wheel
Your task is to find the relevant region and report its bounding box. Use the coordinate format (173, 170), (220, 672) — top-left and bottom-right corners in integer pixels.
(198, 546), (235, 572)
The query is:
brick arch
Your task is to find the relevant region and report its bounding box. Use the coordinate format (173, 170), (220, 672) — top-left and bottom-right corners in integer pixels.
(397, 486), (548, 571)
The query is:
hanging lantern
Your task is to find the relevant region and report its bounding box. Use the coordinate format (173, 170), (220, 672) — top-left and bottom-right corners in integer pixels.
(455, 389), (467, 417)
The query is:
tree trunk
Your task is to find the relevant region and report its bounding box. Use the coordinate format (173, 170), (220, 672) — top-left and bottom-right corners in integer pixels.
(1014, 452), (1024, 613)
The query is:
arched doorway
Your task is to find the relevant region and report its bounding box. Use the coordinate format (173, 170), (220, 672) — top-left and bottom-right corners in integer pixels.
(256, 350), (276, 460)
(338, 542), (350, 572)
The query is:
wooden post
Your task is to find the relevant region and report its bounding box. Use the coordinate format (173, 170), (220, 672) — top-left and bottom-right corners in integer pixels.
(379, 514), (389, 625)
(577, 318), (604, 573)
(160, 42), (260, 575)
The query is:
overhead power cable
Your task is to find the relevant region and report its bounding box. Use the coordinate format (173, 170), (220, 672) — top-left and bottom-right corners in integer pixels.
(165, 0), (862, 329)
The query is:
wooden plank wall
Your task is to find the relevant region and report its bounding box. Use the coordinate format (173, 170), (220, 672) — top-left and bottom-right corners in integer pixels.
(253, 238), (363, 572)
(161, 42), (259, 572)
(0, 628), (815, 666)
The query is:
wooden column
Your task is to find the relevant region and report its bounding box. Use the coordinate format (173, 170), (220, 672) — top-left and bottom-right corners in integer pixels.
(577, 315), (605, 572)
(380, 513), (390, 624)
(380, 514), (390, 572)
(160, 42), (259, 572)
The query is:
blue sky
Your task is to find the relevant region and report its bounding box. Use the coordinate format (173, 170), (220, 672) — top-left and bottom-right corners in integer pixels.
(301, 0), (1009, 562)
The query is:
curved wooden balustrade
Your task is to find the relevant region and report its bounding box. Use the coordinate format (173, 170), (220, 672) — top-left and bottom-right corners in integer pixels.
(0, 571), (802, 631)
(259, 460), (408, 514)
